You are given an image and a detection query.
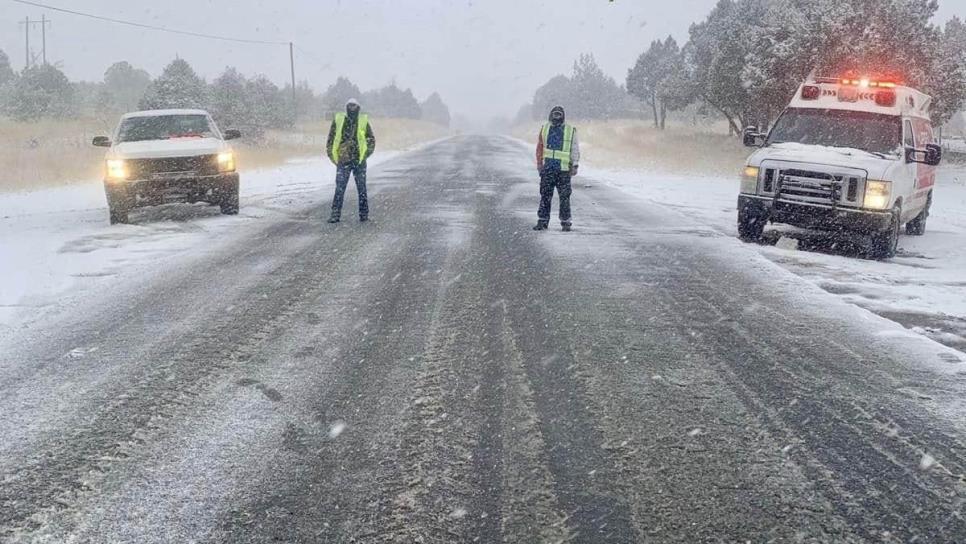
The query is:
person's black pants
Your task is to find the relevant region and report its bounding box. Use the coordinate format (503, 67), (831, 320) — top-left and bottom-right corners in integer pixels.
(537, 169), (572, 225)
(331, 161), (368, 219)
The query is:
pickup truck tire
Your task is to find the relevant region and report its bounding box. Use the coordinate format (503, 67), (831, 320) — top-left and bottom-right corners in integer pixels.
(905, 192), (931, 236)
(868, 205), (900, 260)
(105, 185), (130, 225)
(219, 179), (240, 215)
(737, 209), (766, 242)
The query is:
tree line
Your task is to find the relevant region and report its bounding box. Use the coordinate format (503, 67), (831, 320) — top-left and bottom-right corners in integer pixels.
(522, 0), (966, 133)
(0, 53), (451, 133)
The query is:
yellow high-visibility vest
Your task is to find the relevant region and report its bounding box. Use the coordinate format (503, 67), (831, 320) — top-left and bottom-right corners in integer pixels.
(331, 113), (369, 163)
(541, 123), (574, 170)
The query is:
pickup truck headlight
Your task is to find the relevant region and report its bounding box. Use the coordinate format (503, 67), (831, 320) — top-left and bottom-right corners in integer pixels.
(217, 152), (236, 173)
(106, 159), (128, 181)
(864, 180), (892, 210)
(740, 166), (759, 194)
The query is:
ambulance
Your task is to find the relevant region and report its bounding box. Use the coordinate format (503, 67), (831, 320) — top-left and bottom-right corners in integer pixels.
(737, 76), (942, 259)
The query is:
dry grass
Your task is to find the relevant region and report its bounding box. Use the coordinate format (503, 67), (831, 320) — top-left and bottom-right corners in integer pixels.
(513, 119), (748, 177)
(0, 117), (450, 193)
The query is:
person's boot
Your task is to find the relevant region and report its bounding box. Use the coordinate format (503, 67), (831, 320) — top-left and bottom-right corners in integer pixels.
(359, 215), (369, 223)
(327, 215), (340, 224)
(562, 223), (572, 232)
(533, 221), (548, 231)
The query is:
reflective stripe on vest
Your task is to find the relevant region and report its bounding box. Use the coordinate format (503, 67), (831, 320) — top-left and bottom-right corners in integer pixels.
(541, 123), (574, 170)
(332, 113), (369, 163)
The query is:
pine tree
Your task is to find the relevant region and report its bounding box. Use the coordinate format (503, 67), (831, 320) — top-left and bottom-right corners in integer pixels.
(209, 67), (249, 129)
(628, 37), (692, 129)
(8, 63), (74, 120)
(103, 61), (151, 113)
(139, 58), (208, 110)
(420, 92), (451, 127)
(321, 77), (362, 117)
(0, 48), (14, 88)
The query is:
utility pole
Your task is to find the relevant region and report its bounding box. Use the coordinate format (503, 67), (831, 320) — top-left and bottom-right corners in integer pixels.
(18, 15), (52, 68)
(289, 42), (297, 120)
(20, 16), (30, 68)
(41, 14), (48, 65)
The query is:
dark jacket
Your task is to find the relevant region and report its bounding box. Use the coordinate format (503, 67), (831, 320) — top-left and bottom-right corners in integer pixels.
(326, 113), (376, 165)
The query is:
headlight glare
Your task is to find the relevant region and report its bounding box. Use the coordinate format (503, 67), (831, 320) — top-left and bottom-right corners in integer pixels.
(864, 180), (892, 210)
(106, 159), (128, 181)
(217, 152), (236, 173)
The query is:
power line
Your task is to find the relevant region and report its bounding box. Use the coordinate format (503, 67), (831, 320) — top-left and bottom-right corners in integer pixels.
(10, 0), (289, 46)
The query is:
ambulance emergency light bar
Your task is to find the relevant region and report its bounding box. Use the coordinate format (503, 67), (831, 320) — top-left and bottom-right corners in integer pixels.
(802, 76), (899, 107)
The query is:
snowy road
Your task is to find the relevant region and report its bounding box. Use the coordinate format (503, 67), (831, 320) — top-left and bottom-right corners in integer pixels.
(3, 136), (966, 542)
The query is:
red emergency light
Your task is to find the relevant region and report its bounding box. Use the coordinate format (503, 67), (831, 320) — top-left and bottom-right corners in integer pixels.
(875, 89), (897, 107)
(801, 85), (821, 100)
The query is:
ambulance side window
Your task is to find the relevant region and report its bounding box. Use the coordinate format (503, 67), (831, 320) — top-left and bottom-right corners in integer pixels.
(913, 119), (934, 146)
(903, 120), (915, 148)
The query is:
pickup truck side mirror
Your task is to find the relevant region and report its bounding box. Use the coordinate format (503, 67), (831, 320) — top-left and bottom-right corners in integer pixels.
(223, 129), (242, 140)
(742, 126), (765, 148)
(905, 144), (942, 166)
(92, 136), (112, 147)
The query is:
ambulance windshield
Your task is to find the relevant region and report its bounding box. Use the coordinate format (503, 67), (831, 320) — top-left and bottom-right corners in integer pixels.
(767, 108), (902, 156)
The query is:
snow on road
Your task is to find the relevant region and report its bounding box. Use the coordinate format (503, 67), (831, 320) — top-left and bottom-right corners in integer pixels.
(584, 157), (966, 352)
(0, 153), (398, 336)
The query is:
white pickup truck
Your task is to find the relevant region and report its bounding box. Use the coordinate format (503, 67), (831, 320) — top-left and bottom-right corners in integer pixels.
(738, 77), (942, 259)
(92, 109), (241, 224)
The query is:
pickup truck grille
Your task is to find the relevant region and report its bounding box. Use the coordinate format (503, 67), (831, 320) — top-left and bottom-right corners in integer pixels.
(762, 167), (862, 206)
(128, 155), (219, 179)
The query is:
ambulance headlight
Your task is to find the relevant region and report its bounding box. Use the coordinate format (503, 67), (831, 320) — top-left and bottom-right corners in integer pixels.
(740, 166), (760, 194)
(864, 180), (892, 210)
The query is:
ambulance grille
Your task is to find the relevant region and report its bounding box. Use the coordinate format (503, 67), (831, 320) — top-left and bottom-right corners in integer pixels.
(768, 169), (861, 204)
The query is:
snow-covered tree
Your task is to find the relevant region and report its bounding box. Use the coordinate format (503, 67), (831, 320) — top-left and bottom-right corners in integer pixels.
(103, 61), (151, 113)
(321, 76), (361, 116)
(362, 83), (421, 119)
(139, 58), (207, 110)
(209, 67), (249, 128)
(684, 0), (750, 134)
(532, 75), (573, 120)
(420, 92), (451, 127)
(930, 17), (966, 126)
(284, 80), (318, 121)
(246, 75), (288, 129)
(0, 49), (14, 88)
(570, 54), (628, 119)
(7, 63), (74, 120)
(628, 36), (692, 129)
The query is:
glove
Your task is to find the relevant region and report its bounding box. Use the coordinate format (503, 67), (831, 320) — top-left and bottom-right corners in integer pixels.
(571, 164), (579, 177)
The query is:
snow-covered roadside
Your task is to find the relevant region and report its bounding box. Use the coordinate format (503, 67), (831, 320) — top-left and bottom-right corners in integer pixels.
(582, 158), (966, 352)
(0, 152), (404, 334)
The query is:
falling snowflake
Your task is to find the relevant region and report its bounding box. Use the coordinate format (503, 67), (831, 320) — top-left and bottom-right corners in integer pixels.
(329, 421), (347, 439)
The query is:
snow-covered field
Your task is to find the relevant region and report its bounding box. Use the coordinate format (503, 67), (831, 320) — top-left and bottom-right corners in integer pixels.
(584, 159), (966, 352)
(0, 152), (400, 335)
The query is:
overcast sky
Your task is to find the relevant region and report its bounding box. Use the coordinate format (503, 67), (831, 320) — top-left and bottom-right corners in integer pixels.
(1, 0), (963, 121)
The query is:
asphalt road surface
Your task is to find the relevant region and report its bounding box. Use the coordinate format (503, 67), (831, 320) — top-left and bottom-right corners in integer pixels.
(3, 136), (966, 543)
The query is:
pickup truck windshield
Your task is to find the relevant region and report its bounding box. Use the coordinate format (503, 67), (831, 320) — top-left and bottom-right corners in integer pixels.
(767, 108), (902, 156)
(117, 114), (217, 143)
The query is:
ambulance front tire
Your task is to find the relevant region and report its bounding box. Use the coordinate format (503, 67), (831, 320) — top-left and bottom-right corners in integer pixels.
(869, 204), (901, 260)
(738, 209), (766, 242)
(905, 191), (931, 236)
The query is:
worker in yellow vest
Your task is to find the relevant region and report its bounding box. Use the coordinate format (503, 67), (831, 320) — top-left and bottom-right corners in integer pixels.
(326, 98), (376, 223)
(534, 105), (580, 231)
